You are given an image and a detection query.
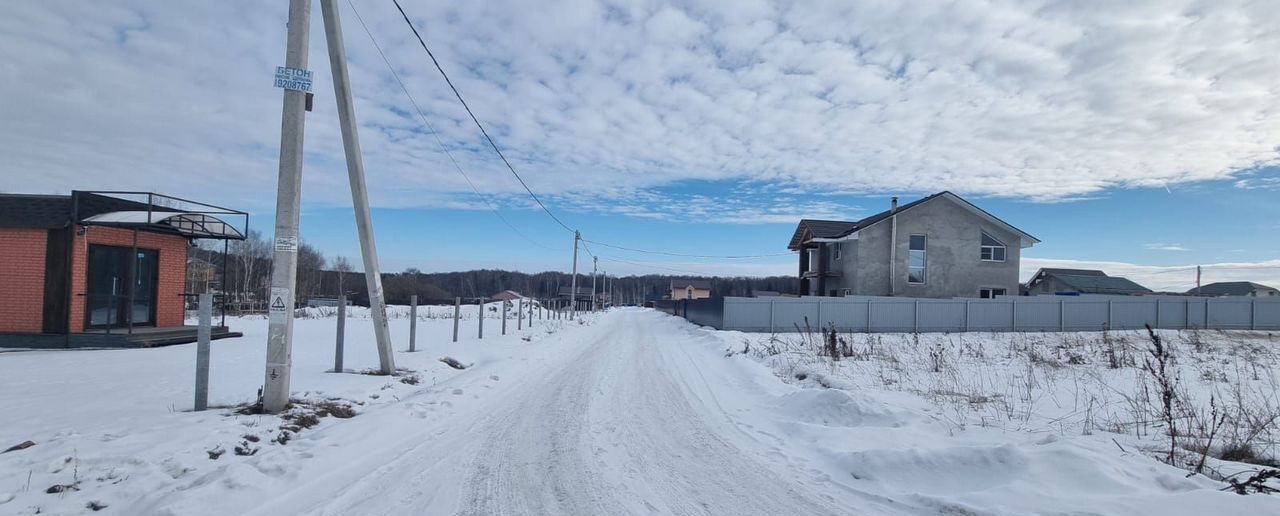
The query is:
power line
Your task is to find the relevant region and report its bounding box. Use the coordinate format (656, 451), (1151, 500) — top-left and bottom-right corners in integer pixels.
(346, 0), (557, 252)
(582, 238), (794, 259)
(391, 0), (575, 234)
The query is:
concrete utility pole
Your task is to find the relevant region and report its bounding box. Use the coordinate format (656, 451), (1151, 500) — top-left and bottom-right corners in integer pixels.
(321, 0), (395, 375)
(591, 256), (599, 311)
(262, 0), (312, 413)
(570, 231), (580, 320)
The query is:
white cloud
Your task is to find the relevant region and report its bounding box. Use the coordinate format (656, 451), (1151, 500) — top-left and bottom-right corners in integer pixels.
(1143, 243), (1191, 252)
(2, 0), (1278, 217)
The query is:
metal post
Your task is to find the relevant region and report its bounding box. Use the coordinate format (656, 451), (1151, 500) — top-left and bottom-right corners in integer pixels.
(913, 299), (920, 333)
(517, 298), (524, 330)
(128, 227), (138, 335)
(321, 0), (395, 375)
(1155, 299), (1161, 329)
(866, 300), (872, 332)
(502, 299), (508, 335)
(262, 0), (312, 414)
(1250, 298), (1256, 330)
(221, 239), (228, 328)
(194, 293), (212, 411)
(769, 299), (775, 333)
(570, 231), (580, 320)
(409, 294), (417, 352)
(1205, 299), (1211, 329)
(452, 296), (460, 342)
(1107, 299), (1113, 330)
(964, 299), (970, 332)
(478, 297), (485, 339)
(335, 294), (346, 372)
(1011, 298), (1017, 332)
(1185, 298), (1190, 329)
(1059, 298), (1065, 331)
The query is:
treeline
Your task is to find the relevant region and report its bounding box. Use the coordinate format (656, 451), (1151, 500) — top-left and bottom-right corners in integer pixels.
(191, 231), (797, 308)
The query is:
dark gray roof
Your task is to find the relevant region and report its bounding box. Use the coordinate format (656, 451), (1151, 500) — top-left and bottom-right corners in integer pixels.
(1053, 274), (1152, 295)
(787, 219), (860, 250)
(0, 194), (72, 229)
(1191, 281), (1279, 296)
(1035, 268), (1106, 278)
(787, 191), (1037, 250)
(671, 279), (711, 290)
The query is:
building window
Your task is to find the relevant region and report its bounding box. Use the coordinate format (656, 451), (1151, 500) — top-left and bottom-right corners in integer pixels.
(908, 235), (926, 284)
(833, 242), (841, 260)
(980, 231), (1006, 262)
(979, 288), (1007, 299)
(807, 248), (819, 273)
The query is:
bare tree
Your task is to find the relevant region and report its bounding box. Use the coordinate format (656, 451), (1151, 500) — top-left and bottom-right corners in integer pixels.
(229, 229), (270, 310)
(333, 255), (353, 295)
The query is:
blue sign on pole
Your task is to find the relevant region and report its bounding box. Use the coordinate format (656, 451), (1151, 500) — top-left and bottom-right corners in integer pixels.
(274, 66), (313, 93)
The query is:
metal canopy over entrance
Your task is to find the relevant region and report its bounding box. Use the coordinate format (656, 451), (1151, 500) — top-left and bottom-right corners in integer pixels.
(81, 211), (246, 239)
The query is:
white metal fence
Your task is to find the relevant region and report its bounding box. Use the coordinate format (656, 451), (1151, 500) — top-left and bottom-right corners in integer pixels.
(694, 295), (1280, 333)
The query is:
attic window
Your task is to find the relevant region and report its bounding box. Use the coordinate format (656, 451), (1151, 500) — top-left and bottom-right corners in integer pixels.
(980, 231), (1006, 262)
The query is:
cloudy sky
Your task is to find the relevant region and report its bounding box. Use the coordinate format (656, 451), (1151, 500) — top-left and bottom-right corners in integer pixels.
(2, 1), (1278, 289)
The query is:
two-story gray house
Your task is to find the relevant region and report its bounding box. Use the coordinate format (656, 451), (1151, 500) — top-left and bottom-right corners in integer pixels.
(787, 192), (1039, 299)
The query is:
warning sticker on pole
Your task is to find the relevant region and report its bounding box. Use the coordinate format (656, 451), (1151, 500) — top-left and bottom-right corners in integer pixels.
(274, 236), (298, 253)
(269, 287), (291, 322)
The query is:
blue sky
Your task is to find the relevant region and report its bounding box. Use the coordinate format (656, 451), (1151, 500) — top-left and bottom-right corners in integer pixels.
(2, 1), (1279, 290)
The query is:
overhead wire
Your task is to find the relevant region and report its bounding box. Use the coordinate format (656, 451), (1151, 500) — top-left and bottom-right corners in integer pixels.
(346, 0), (558, 252)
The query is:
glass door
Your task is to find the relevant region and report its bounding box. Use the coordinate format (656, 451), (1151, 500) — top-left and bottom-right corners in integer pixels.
(86, 245), (159, 329)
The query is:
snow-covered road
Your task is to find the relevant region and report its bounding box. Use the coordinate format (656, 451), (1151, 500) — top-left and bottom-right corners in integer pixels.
(226, 309), (888, 515)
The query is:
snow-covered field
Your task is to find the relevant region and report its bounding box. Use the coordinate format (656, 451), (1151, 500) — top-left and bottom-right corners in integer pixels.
(1, 307), (1278, 515)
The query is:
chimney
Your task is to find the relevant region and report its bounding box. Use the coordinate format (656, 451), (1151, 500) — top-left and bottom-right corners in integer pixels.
(890, 196), (899, 213)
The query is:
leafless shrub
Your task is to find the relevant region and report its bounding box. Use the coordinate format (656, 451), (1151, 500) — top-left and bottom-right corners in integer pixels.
(1143, 325), (1179, 465)
(1221, 469), (1280, 495)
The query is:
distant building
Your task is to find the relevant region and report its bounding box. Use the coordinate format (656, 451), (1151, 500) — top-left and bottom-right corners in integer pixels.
(787, 191), (1038, 299)
(752, 290), (782, 297)
(671, 279), (712, 300)
(1025, 268), (1152, 296)
(491, 290), (522, 301)
(1189, 281), (1280, 297)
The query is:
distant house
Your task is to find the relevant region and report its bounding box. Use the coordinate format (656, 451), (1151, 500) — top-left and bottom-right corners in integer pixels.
(1190, 282), (1280, 298)
(787, 191), (1039, 299)
(671, 279), (712, 300)
(556, 286), (594, 300)
(491, 290), (522, 301)
(307, 297), (352, 308)
(1025, 268), (1152, 296)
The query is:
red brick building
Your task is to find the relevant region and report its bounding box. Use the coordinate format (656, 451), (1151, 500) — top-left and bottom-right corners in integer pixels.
(0, 191), (247, 348)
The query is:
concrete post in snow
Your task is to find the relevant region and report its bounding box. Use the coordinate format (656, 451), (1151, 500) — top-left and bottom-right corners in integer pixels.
(452, 297), (460, 342)
(502, 299), (508, 335)
(478, 297), (486, 339)
(518, 298), (524, 330)
(409, 294), (418, 352)
(194, 293), (212, 412)
(335, 294), (346, 372)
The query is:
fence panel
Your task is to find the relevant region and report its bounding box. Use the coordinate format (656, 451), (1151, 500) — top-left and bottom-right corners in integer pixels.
(673, 295), (1280, 334)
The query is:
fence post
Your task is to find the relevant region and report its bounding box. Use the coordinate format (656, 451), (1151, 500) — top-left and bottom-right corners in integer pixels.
(769, 299), (776, 333)
(194, 293), (212, 411)
(452, 296), (460, 342)
(518, 298), (524, 330)
(1184, 298), (1190, 329)
(1107, 299), (1114, 330)
(866, 300), (872, 333)
(478, 297), (485, 339)
(1011, 299), (1017, 332)
(817, 299), (824, 330)
(1251, 298), (1256, 330)
(964, 299), (970, 332)
(1155, 299), (1161, 329)
(1198, 297), (1208, 330)
(335, 294), (346, 372)
(529, 299), (535, 328)
(913, 299), (919, 333)
(502, 299), (508, 335)
(409, 294), (417, 352)
(1059, 298), (1065, 332)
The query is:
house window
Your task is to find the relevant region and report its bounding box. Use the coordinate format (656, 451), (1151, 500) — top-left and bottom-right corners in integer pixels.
(833, 242), (841, 260)
(807, 248), (819, 273)
(979, 288), (1007, 299)
(980, 231), (1006, 262)
(908, 235), (926, 284)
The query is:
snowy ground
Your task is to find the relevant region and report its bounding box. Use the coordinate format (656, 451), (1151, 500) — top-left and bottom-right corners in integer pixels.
(1, 307), (1278, 515)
